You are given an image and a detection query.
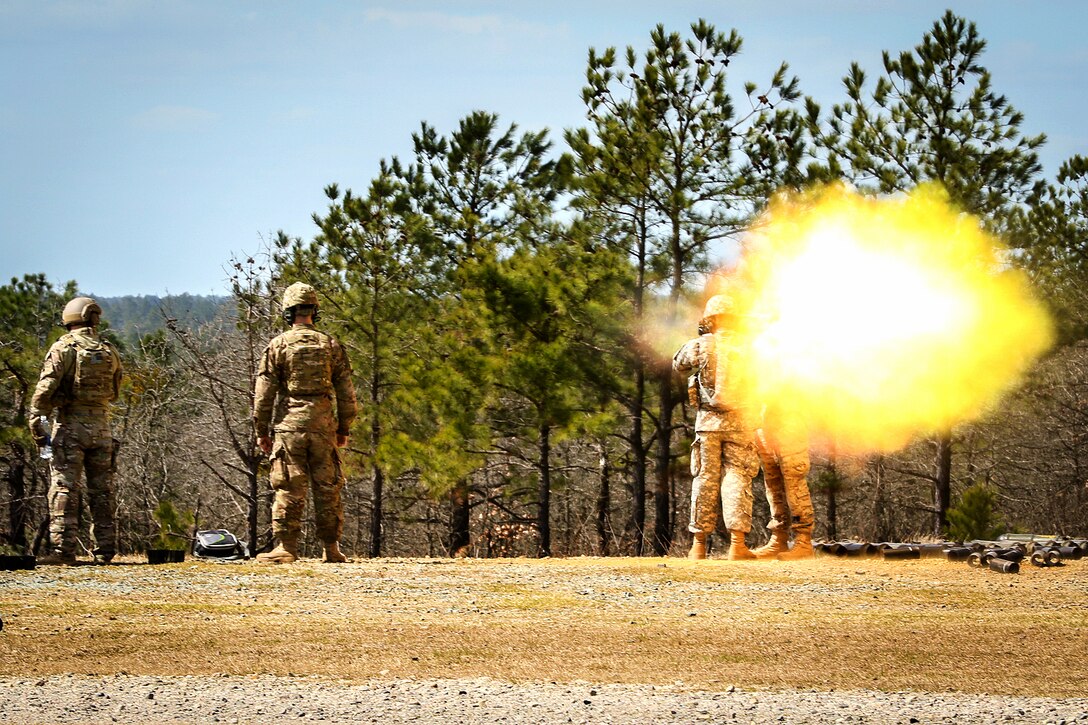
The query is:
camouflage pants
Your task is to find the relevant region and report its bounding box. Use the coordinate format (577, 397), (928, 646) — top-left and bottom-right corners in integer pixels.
(754, 429), (814, 534)
(688, 430), (760, 534)
(48, 413), (116, 559)
(269, 431), (345, 543)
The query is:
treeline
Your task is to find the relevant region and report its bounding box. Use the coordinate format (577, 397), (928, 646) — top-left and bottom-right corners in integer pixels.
(96, 294), (230, 346)
(2, 13), (1086, 559)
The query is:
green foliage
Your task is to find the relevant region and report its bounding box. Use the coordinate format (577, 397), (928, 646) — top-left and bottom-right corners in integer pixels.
(0, 274), (75, 445)
(150, 499), (194, 551)
(575, 18), (810, 305)
(946, 482), (1004, 542)
(823, 10), (1044, 221)
(1011, 155), (1088, 341)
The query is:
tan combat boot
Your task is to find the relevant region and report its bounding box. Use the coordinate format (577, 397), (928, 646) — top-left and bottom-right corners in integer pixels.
(751, 528), (788, 559)
(726, 530), (756, 561)
(688, 532), (708, 560)
(777, 531), (814, 561)
(323, 541), (347, 563)
(256, 535), (298, 564)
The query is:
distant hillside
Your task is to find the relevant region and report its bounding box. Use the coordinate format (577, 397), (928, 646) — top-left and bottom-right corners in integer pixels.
(96, 294), (232, 344)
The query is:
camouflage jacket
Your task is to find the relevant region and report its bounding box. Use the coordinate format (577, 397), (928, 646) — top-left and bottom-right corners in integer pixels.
(673, 332), (755, 433)
(29, 326), (123, 419)
(253, 324), (357, 437)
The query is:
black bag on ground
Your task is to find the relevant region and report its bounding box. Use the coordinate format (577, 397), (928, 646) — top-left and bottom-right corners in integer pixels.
(192, 529), (249, 560)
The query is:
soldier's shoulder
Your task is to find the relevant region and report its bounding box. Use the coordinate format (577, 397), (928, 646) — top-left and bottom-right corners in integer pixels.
(676, 335), (706, 354)
(267, 330), (294, 346)
(48, 334), (78, 353)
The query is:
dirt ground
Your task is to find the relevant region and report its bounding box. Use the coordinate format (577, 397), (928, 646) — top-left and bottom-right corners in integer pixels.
(1, 554), (1086, 723)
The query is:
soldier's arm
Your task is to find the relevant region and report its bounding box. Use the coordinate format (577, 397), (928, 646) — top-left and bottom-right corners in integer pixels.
(252, 342), (280, 438)
(331, 340), (357, 436)
(672, 337), (707, 375)
(29, 344), (74, 419)
(110, 345), (123, 402)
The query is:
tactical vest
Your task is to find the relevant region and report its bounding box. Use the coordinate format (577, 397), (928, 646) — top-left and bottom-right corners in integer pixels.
(283, 329), (334, 396)
(68, 335), (117, 405)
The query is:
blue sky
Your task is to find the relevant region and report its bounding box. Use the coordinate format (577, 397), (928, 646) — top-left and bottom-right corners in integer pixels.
(2, 1), (1085, 297)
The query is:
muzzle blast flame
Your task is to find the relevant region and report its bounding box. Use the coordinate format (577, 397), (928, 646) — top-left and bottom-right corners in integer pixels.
(717, 184), (1053, 455)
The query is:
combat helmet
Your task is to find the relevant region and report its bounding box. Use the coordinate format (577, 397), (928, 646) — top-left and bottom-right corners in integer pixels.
(62, 297), (102, 327)
(281, 282), (320, 323)
(703, 294), (734, 319)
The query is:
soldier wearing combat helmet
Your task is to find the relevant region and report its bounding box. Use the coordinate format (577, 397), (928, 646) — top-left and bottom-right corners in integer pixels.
(673, 293), (760, 560)
(29, 297), (123, 565)
(253, 282), (357, 563)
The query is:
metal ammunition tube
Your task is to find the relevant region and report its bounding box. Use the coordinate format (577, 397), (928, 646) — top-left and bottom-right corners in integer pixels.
(944, 547), (973, 562)
(1056, 546), (1083, 560)
(987, 558), (1019, 574)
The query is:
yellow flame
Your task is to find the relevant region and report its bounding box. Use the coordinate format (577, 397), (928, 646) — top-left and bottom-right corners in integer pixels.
(721, 184), (1053, 454)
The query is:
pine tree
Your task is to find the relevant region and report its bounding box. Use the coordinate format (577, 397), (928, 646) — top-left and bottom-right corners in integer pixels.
(946, 482), (1003, 542)
(1013, 155), (1088, 341)
(400, 112), (566, 555)
(818, 11), (1046, 536)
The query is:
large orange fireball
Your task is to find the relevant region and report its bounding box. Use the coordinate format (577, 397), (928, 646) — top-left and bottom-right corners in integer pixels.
(721, 184), (1053, 454)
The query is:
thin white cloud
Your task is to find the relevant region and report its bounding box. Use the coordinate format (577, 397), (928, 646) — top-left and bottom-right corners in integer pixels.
(130, 105), (218, 132)
(364, 7), (563, 38)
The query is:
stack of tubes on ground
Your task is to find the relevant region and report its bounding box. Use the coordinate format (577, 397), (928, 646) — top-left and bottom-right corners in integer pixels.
(814, 535), (1088, 574)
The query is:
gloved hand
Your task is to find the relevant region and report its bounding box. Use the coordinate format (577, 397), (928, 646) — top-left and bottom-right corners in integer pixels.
(29, 417), (49, 447)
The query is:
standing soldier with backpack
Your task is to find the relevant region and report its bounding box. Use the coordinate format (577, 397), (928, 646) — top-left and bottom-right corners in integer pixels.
(253, 283), (357, 563)
(673, 294), (761, 560)
(29, 297), (123, 565)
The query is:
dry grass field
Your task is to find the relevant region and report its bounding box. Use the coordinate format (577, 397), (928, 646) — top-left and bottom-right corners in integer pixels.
(1, 555), (1085, 697)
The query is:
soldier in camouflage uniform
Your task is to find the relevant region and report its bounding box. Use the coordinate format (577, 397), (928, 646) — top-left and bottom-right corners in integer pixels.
(29, 297), (123, 565)
(673, 295), (760, 561)
(253, 283), (357, 564)
(751, 405), (815, 560)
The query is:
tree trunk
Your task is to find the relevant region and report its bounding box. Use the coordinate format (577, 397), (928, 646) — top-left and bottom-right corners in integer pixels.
(537, 423), (551, 558)
(247, 456), (259, 553)
(825, 485), (838, 541)
(369, 466), (384, 558)
(869, 455), (888, 542)
(367, 306), (385, 558)
(448, 481), (470, 555)
(934, 430), (953, 537)
(628, 366), (647, 556)
(629, 207), (649, 556)
(596, 439), (611, 556)
(6, 443), (29, 550)
(652, 368), (675, 555)
(369, 367), (384, 557)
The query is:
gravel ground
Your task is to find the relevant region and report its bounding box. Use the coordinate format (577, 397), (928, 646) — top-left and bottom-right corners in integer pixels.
(1, 674), (1087, 724)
